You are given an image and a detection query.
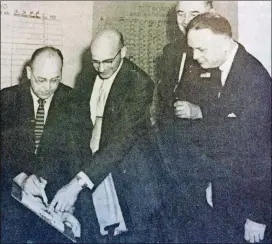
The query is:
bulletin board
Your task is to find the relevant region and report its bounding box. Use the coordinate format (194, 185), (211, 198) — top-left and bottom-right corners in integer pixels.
(1, 1), (94, 89)
(92, 1), (238, 81)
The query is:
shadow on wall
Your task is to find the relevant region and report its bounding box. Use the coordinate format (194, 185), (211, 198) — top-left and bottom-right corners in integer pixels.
(18, 60), (31, 85)
(153, 5), (182, 83)
(166, 5), (180, 43)
(74, 45), (95, 92)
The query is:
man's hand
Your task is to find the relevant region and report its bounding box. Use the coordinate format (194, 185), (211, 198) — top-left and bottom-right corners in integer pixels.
(22, 174), (48, 205)
(48, 178), (82, 213)
(244, 219), (266, 243)
(174, 101), (203, 119)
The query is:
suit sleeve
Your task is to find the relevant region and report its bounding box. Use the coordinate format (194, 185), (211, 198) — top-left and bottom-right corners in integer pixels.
(1, 88), (34, 180)
(157, 44), (175, 119)
(80, 73), (154, 187)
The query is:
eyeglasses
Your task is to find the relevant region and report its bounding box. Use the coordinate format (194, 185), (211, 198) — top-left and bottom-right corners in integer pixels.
(92, 48), (122, 67)
(31, 69), (61, 84)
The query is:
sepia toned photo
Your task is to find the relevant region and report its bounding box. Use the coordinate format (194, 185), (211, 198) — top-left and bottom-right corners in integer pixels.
(1, 1), (271, 243)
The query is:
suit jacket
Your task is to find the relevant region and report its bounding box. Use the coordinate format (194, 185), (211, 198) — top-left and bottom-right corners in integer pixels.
(156, 38), (213, 195)
(157, 37), (206, 118)
(199, 44), (271, 226)
(1, 81), (82, 199)
(76, 58), (162, 231)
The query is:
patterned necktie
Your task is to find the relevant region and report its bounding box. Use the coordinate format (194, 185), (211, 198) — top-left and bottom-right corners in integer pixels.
(34, 98), (45, 154)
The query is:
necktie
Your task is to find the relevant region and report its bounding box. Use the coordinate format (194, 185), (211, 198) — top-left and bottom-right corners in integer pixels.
(209, 68), (222, 98)
(34, 98), (45, 154)
(90, 81), (104, 154)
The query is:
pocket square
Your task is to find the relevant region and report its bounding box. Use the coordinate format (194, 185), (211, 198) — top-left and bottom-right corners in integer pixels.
(227, 113), (237, 118)
(200, 72), (211, 78)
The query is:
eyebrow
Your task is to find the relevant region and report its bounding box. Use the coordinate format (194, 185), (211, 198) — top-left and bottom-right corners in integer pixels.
(92, 58), (113, 62)
(176, 10), (200, 14)
(37, 76), (61, 80)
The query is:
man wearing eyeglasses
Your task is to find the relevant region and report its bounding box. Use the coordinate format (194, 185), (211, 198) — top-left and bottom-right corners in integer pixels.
(1, 46), (82, 243)
(49, 29), (162, 243)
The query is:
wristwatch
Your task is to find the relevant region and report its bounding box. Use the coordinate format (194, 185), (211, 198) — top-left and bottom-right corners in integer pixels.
(75, 175), (88, 189)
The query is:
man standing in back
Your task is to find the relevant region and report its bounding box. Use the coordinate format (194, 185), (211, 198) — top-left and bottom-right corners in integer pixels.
(155, 2), (215, 242)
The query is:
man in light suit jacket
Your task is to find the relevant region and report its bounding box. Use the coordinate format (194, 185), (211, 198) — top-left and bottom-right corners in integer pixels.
(1, 46), (83, 243)
(47, 30), (163, 243)
(183, 12), (271, 243)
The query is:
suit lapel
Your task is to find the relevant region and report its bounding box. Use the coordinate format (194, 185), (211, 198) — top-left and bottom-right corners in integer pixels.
(219, 45), (243, 99)
(104, 59), (131, 114)
(18, 84), (36, 153)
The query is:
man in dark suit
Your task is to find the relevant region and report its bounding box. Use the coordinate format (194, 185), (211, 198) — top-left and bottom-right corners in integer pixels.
(1, 46), (82, 243)
(155, 2), (216, 242)
(157, 1), (214, 118)
(186, 12), (271, 243)
(48, 29), (163, 243)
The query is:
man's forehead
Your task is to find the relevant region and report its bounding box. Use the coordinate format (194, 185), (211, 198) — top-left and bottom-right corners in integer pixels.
(188, 29), (225, 48)
(91, 43), (118, 59)
(33, 52), (61, 65)
(177, 1), (208, 12)
(32, 56), (62, 73)
(188, 29), (213, 45)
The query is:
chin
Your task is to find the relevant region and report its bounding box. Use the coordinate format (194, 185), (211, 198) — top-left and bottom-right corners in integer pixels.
(39, 93), (52, 99)
(99, 73), (112, 79)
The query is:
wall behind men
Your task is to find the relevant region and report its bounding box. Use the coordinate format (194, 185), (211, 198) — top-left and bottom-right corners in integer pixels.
(1, 1), (270, 90)
(1, 1), (93, 89)
(92, 1), (238, 82)
(238, 1), (271, 76)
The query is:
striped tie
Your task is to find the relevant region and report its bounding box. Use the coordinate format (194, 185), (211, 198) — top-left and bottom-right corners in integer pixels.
(34, 99), (45, 154)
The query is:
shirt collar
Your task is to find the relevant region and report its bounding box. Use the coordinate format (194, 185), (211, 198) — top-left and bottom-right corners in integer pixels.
(30, 87), (54, 104)
(219, 42), (239, 73)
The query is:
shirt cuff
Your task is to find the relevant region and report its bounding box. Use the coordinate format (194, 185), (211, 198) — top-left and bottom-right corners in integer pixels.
(77, 171), (94, 190)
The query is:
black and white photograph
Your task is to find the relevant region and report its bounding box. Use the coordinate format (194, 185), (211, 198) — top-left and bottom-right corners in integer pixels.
(1, 1), (271, 243)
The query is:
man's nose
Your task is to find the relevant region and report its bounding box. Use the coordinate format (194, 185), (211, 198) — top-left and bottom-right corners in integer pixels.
(98, 62), (106, 72)
(44, 81), (51, 90)
(184, 16), (191, 25)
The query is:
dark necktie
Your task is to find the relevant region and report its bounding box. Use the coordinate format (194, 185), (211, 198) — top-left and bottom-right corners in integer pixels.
(34, 98), (45, 154)
(209, 68), (222, 98)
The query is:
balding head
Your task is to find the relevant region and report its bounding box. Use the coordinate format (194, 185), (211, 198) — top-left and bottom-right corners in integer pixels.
(91, 29), (126, 79)
(26, 46), (63, 99)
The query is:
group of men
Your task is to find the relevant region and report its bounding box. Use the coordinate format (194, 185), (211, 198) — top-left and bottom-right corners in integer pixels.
(1, 1), (271, 243)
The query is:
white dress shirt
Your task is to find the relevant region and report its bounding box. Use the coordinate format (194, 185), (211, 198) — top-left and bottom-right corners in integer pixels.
(219, 42), (239, 86)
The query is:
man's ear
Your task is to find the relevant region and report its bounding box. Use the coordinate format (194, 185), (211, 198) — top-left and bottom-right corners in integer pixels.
(26, 66), (32, 80)
(120, 46), (127, 58)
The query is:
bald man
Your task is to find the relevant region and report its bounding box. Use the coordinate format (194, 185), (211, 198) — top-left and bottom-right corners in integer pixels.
(1, 46), (82, 243)
(49, 30), (163, 243)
